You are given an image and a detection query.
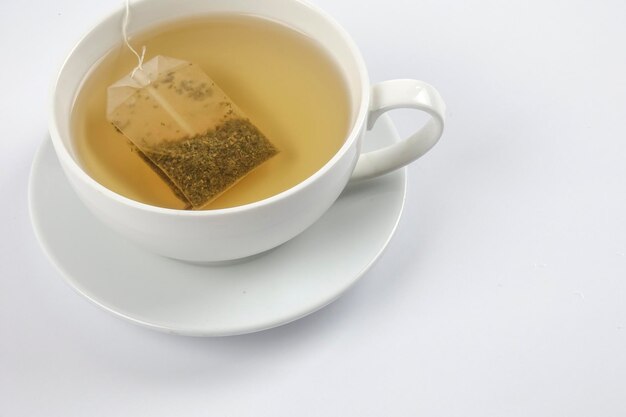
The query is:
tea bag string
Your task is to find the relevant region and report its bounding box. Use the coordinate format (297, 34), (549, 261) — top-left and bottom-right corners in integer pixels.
(123, 0), (146, 78)
(121, 0), (195, 136)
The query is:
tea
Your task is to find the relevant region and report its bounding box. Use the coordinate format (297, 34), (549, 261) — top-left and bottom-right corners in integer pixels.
(72, 14), (351, 210)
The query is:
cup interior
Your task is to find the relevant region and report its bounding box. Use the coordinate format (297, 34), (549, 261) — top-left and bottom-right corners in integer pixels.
(53, 0), (368, 162)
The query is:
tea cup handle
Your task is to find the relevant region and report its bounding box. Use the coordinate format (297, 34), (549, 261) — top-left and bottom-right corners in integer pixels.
(351, 79), (446, 181)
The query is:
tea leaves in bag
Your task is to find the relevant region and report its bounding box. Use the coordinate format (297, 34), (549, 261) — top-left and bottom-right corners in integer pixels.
(107, 55), (278, 208)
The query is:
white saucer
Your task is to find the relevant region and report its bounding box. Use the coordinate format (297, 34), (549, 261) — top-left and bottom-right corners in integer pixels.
(29, 114), (406, 336)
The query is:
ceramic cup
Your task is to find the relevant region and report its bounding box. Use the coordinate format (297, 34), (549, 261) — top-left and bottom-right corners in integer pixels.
(49, 0), (446, 263)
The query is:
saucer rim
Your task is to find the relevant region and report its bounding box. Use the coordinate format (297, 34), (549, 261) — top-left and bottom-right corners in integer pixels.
(29, 116), (407, 336)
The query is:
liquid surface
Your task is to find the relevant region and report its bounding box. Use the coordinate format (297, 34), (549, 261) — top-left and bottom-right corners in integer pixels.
(72, 14), (351, 209)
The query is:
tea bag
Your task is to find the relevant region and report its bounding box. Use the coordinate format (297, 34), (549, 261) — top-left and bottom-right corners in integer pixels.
(107, 55), (278, 209)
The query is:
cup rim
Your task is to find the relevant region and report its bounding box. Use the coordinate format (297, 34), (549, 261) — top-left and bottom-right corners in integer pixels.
(49, 0), (370, 216)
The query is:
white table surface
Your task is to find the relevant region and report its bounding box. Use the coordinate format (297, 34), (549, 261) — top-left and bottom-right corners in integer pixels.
(2, 0), (626, 415)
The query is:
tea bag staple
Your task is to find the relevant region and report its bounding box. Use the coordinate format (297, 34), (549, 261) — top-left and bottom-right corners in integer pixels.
(107, 55), (278, 209)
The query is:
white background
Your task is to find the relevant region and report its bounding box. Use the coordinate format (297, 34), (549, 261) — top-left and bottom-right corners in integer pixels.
(2, 0), (626, 415)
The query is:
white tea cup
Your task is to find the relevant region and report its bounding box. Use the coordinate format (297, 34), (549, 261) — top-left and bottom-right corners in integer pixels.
(49, 0), (446, 263)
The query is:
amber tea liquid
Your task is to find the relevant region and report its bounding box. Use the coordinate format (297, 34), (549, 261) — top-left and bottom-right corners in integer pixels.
(71, 14), (351, 209)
